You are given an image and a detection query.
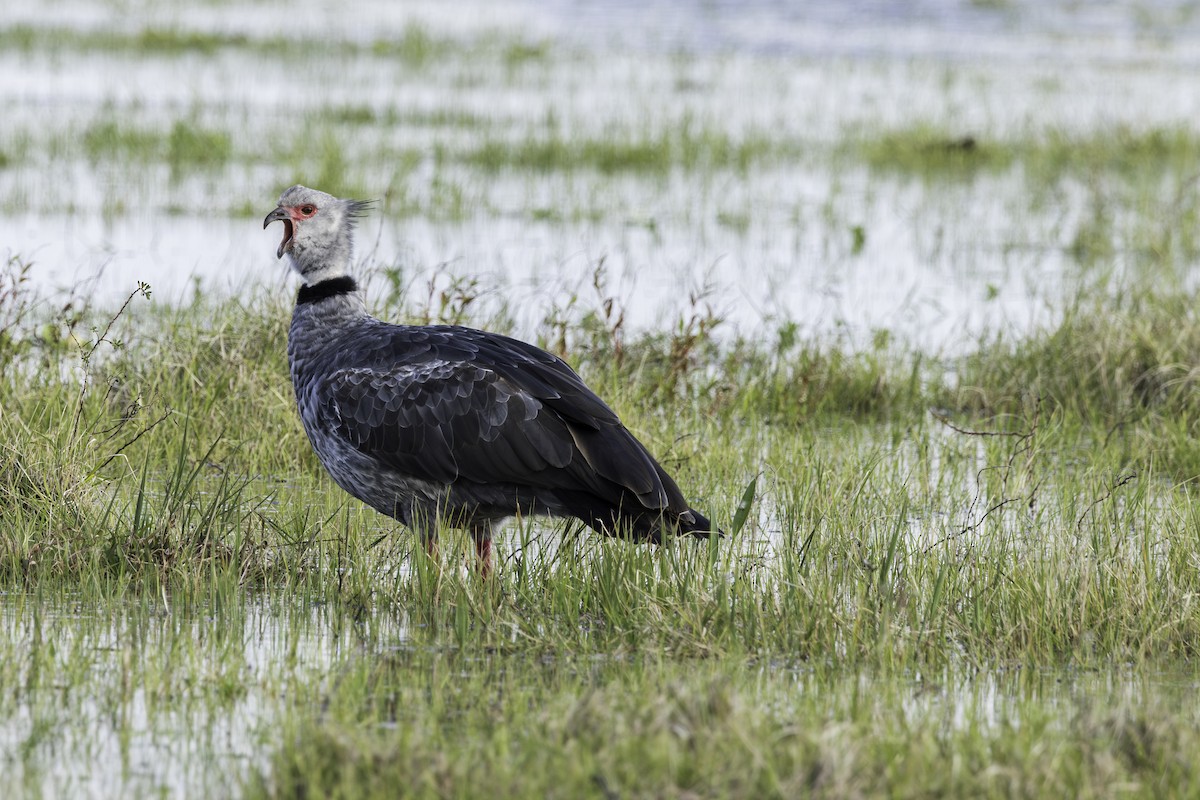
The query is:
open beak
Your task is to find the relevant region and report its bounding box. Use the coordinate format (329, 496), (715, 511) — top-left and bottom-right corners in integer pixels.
(263, 207), (294, 259)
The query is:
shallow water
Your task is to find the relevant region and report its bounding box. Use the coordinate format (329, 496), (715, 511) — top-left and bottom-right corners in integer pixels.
(0, 595), (359, 797)
(1, 592), (1194, 797)
(5, 1), (1198, 351)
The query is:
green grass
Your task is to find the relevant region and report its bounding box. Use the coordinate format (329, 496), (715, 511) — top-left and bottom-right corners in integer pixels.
(0, 252), (1192, 634)
(82, 118), (231, 170)
(851, 122), (1200, 180)
(247, 656), (1200, 800)
(7, 11), (1200, 798)
(324, 105), (492, 129)
(0, 263), (1196, 660)
(456, 118), (779, 175)
(0, 22), (508, 67)
(4, 239), (1200, 796)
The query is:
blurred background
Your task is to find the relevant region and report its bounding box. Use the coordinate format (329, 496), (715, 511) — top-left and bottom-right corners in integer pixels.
(4, 0), (1199, 352)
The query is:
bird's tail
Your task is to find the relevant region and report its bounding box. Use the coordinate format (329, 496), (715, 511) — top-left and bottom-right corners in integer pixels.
(569, 503), (721, 542)
(677, 507), (723, 538)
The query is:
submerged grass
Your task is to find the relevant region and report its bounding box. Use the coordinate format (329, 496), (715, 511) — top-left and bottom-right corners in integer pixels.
(247, 655), (1200, 800)
(8, 583), (1196, 799)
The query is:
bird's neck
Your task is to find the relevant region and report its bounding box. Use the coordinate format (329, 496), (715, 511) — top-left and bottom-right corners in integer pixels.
(291, 276), (369, 334)
(288, 279), (370, 378)
(297, 276), (359, 305)
(286, 241), (353, 286)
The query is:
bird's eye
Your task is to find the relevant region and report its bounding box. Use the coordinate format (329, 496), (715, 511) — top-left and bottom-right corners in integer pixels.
(300, 205), (316, 216)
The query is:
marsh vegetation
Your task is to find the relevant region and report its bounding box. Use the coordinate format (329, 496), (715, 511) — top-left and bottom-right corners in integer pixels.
(4, 2), (1200, 797)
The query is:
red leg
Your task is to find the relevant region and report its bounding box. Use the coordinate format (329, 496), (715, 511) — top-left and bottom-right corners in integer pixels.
(475, 536), (493, 579)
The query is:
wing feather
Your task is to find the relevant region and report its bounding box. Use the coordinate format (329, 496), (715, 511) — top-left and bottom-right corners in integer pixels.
(314, 324), (684, 514)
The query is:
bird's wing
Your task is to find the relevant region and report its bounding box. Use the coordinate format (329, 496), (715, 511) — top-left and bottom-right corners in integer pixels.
(418, 329), (622, 431)
(477, 334), (677, 508)
(314, 333), (676, 510)
(316, 358), (569, 486)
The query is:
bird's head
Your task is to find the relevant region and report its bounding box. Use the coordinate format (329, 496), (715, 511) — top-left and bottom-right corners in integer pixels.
(263, 185), (371, 284)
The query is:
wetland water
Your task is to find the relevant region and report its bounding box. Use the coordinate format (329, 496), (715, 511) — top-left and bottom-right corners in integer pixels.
(0, 597), (345, 796)
(5, 1), (1199, 351)
(3, 594), (1195, 798)
(5, 1), (1200, 796)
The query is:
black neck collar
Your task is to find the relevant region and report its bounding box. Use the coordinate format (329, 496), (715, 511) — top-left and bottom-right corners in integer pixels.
(297, 276), (358, 305)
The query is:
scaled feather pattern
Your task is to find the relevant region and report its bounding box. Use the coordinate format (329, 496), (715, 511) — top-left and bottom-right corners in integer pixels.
(266, 184), (718, 561)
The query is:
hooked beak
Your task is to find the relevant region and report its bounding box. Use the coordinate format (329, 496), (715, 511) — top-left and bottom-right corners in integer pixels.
(263, 206), (293, 259)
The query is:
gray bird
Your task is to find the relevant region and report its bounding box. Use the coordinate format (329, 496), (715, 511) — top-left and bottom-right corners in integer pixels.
(265, 185), (717, 574)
